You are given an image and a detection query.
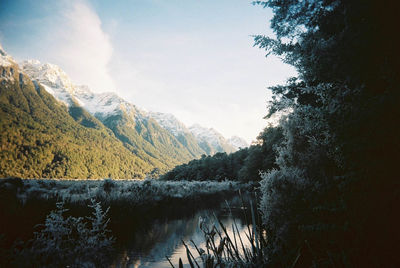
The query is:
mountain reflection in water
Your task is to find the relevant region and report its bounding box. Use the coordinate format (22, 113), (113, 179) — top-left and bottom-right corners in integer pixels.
(113, 199), (251, 268)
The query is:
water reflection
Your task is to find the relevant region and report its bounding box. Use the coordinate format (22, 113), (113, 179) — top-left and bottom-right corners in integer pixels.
(113, 199), (251, 268)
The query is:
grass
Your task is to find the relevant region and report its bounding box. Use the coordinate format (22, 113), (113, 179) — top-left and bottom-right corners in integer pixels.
(169, 191), (268, 268)
(0, 176), (256, 267)
(0, 177), (251, 206)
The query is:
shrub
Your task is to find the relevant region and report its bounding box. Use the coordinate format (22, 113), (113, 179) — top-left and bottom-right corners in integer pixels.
(16, 199), (114, 267)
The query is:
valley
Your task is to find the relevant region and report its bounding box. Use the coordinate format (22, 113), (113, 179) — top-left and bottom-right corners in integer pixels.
(0, 46), (248, 179)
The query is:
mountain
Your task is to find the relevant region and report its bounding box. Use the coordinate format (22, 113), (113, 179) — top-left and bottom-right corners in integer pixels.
(148, 112), (207, 157)
(227, 136), (249, 150)
(20, 60), (208, 171)
(20, 60), (247, 158)
(0, 46), (152, 179)
(0, 44), (248, 179)
(188, 124), (236, 155)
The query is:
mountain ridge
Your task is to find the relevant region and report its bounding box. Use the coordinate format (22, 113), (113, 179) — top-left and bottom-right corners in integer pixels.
(20, 59), (247, 155)
(0, 52), (152, 179)
(0, 45), (248, 179)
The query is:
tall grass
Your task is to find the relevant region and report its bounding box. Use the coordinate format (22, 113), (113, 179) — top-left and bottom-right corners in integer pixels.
(0, 177), (250, 206)
(169, 191), (267, 268)
(0, 177), (255, 267)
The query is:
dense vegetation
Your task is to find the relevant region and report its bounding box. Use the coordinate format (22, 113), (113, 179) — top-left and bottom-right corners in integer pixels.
(161, 126), (283, 182)
(100, 112), (204, 171)
(0, 177), (246, 206)
(15, 200), (114, 267)
(0, 66), (155, 179)
(0, 177), (252, 266)
(253, 0), (400, 267)
(0, 62), (214, 179)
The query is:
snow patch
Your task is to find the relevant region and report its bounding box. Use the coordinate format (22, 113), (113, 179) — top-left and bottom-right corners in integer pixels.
(20, 59), (247, 153)
(149, 112), (190, 137)
(0, 44), (16, 67)
(228, 136), (249, 150)
(20, 60), (143, 120)
(189, 124), (232, 151)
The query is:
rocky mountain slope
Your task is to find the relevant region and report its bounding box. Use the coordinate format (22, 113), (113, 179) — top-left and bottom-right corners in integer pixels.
(189, 124), (236, 154)
(20, 59), (247, 156)
(0, 46), (151, 179)
(0, 44), (248, 179)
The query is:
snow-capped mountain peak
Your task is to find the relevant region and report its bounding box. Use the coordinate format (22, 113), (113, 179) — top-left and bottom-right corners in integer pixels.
(20, 60), (141, 118)
(0, 44), (15, 68)
(20, 60), (78, 105)
(20, 59), (246, 155)
(148, 112), (190, 136)
(228, 136), (249, 150)
(189, 124), (221, 139)
(189, 124), (236, 153)
(20, 60), (75, 92)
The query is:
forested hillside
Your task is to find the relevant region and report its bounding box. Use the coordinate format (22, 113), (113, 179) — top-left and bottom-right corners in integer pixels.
(0, 62), (155, 179)
(19, 60), (212, 172)
(0, 51), (247, 179)
(161, 126), (283, 182)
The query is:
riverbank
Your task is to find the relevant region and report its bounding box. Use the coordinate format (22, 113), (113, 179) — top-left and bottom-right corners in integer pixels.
(0, 177), (256, 266)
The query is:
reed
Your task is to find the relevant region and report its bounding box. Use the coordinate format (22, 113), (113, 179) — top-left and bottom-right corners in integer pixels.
(169, 191), (267, 268)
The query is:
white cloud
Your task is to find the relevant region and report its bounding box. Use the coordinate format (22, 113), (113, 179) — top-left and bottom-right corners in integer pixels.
(47, 0), (115, 93)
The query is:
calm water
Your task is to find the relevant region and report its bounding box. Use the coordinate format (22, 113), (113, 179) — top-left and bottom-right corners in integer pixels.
(111, 197), (252, 268)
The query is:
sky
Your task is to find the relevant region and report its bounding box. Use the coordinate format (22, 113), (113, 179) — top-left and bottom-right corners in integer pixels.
(0, 0), (296, 143)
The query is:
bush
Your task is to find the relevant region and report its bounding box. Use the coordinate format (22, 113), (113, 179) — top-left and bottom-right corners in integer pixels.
(16, 199), (114, 267)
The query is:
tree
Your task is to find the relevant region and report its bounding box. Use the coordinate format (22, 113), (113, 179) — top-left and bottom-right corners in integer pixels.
(160, 126), (282, 182)
(255, 0), (400, 266)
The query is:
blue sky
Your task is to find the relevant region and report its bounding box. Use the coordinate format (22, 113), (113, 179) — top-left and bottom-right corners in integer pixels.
(0, 0), (296, 143)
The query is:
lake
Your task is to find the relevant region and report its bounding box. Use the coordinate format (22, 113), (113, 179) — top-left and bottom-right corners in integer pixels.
(111, 195), (253, 268)
(0, 178), (257, 267)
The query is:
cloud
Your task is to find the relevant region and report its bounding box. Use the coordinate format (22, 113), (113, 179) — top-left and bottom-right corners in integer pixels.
(47, 0), (115, 92)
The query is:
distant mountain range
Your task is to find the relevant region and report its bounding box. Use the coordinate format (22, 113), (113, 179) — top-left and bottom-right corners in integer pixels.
(0, 45), (248, 179)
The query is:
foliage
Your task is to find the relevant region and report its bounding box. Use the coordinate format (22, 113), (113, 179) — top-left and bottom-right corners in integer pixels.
(0, 67), (153, 179)
(102, 113), (205, 173)
(171, 196), (268, 268)
(16, 200), (114, 267)
(255, 0), (400, 266)
(0, 177), (252, 266)
(161, 126), (283, 182)
(0, 63), (208, 179)
(0, 177), (247, 207)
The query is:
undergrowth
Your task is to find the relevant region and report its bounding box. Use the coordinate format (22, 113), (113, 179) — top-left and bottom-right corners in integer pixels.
(14, 199), (114, 267)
